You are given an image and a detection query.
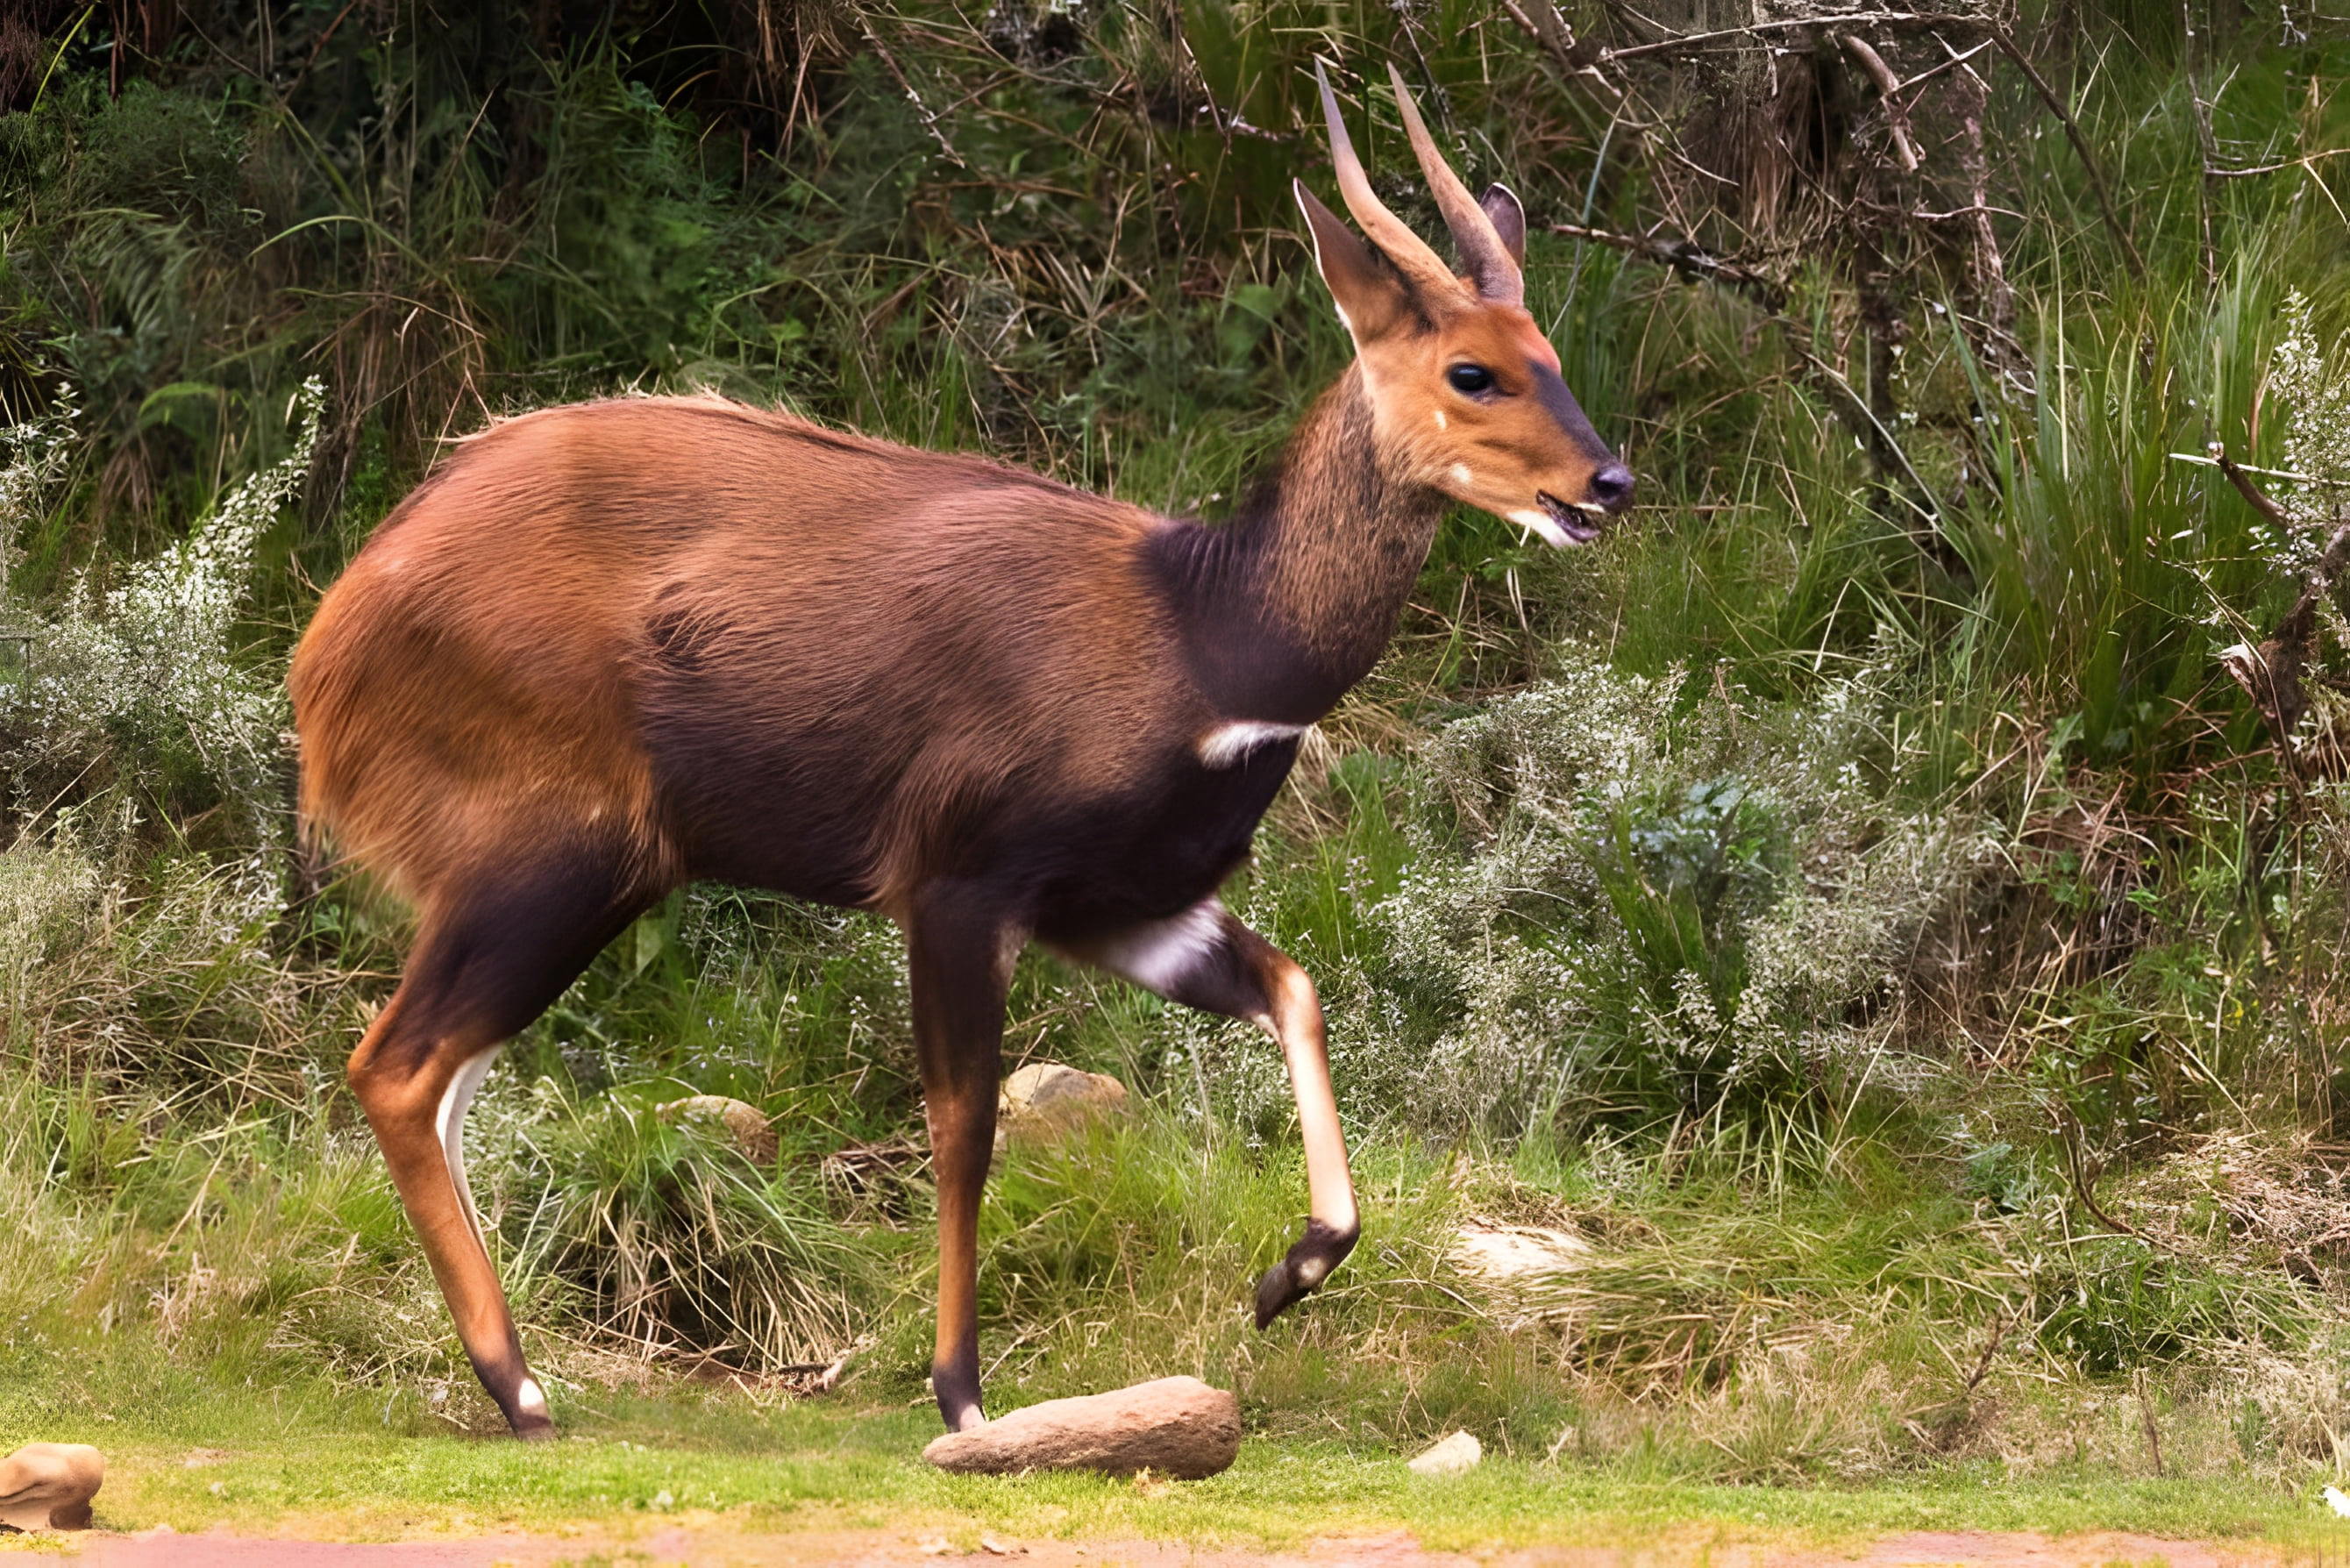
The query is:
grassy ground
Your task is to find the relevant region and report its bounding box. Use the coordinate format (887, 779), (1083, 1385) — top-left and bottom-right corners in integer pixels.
(13, 1387), (2343, 1552)
(9, 0), (2350, 1537)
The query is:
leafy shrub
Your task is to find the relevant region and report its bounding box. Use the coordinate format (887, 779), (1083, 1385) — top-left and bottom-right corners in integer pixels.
(1199, 642), (1997, 1140)
(2, 379), (322, 913)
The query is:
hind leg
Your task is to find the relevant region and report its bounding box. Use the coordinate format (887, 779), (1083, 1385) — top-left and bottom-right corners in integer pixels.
(349, 852), (654, 1438)
(901, 882), (1021, 1432)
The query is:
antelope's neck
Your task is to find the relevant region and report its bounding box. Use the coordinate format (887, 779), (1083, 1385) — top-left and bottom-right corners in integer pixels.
(1144, 367), (1443, 724)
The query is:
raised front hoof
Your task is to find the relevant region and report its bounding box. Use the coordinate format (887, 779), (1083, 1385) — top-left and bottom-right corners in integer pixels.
(1252, 1218), (1358, 1329)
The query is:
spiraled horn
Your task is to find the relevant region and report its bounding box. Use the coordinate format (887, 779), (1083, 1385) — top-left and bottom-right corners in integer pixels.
(1385, 62), (1522, 305)
(1314, 60), (1459, 298)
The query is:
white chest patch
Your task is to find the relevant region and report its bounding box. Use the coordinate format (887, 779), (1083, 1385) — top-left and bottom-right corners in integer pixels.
(1095, 900), (1229, 994)
(1198, 720), (1305, 768)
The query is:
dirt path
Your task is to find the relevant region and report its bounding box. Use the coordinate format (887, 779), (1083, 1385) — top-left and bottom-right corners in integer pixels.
(66, 1526), (2268, 1566)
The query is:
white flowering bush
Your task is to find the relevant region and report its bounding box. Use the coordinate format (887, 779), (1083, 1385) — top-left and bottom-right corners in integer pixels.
(2264, 290), (2350, 574)
(0, 379), (324, 917)
(1200, 639), (1998, 1139)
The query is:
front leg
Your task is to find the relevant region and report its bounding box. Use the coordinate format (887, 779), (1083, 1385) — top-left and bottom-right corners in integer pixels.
(1068, 900), (1360, 1327)
(901, 884), (1019, 1433)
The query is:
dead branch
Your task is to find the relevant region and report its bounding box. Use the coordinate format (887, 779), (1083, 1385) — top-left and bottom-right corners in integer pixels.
(1841, 35), (1920, 171)
(1986, 30), (2145, 279)
(2054, 1107), (2153, 1245)
(1500, 0), (1625, 101)
(1962, 1311), (2011, 1393)
(2209, 449), (2350, 759)
(1545, 222), (1784, 310)
(858, 15), (966, 169)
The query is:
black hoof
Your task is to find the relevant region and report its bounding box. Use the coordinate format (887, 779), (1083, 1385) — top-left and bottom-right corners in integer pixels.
(1252, 1217), (1359, 1329)
(932, 1363), (986, 1433)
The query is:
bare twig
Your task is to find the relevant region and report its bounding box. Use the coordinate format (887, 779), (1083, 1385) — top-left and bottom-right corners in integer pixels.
(1963, 1311), (2012, 1393)
(858, 16), (966, 169)
(1987, 30), (2146, 279)
(2054, 1107), (2150, 1244)
(1601, 11), (1982, 61)
(2207, 147), (2350, 177)
(2134, 1369), (2166, 1476)
(2201, 446), (2350, 761)
(1545, 222), (1784, 310)
(1841, 36), (1920, 171)
(2216, 449), (2293, 532)
(1499, 0), (1625, 101)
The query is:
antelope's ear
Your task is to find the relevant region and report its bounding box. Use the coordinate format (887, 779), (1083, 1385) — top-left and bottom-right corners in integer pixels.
(1294, 179), (1414, 342)
(1478, 182), (1528, 268)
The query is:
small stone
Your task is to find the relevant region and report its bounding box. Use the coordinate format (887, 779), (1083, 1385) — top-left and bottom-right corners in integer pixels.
(1406, 1431), (1483, 1477)
(998, 1063), (1128, 1145)
(657, 1095), (778, 1165)
(922, 1376), (1239, 1479)
(0, 1443), (104, 1531)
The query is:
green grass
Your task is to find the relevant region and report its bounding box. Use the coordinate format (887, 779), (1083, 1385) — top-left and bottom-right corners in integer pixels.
(13, 1388), (2341, 1550)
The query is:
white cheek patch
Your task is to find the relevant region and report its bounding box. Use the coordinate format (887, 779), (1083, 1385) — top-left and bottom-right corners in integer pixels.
(1432, 410), (1448, 431)
(1198, 720), (1305, 768)
(436, 1045), (503, 1247)
(1095, 900), (1228, 995)
(1449, 463), (1475, 487)
(1509, 507), (1574, 548)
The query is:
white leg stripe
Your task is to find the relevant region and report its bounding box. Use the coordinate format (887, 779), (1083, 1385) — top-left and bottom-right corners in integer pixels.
(1095, 900), (1228, 994)
(1198, 720), (1305, 768)
(436, 1046), (503, 1247)
(515, 1377), (549, 1417)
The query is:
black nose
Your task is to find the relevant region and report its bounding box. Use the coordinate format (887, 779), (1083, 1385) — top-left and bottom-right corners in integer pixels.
(1586, 462), (1634, 513)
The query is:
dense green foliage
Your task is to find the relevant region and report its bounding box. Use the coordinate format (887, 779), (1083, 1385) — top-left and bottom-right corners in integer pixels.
(7, 0), (2350, 1493)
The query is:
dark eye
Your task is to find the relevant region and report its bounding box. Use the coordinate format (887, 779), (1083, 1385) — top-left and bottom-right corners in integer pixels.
(1446, 363), (1495, 396)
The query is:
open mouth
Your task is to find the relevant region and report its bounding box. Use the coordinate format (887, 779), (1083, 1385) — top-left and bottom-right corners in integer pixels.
(1536, 491), (1606, 545)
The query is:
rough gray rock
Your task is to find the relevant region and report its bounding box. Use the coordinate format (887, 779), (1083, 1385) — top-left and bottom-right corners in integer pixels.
(657, 1094), (778, 1165)
(922, 1376), (1239, 1479)
(997, 1063), (1128, 1145)
(0, 1443), (104, 1531)
(1406, 1430), (1483, 1477)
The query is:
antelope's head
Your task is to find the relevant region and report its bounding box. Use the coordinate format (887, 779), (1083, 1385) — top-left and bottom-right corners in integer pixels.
(1297, 63), (1632, 545)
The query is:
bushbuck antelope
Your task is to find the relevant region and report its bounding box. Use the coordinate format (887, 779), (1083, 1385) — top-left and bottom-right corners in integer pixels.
(289, 63), (1632, 1440)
